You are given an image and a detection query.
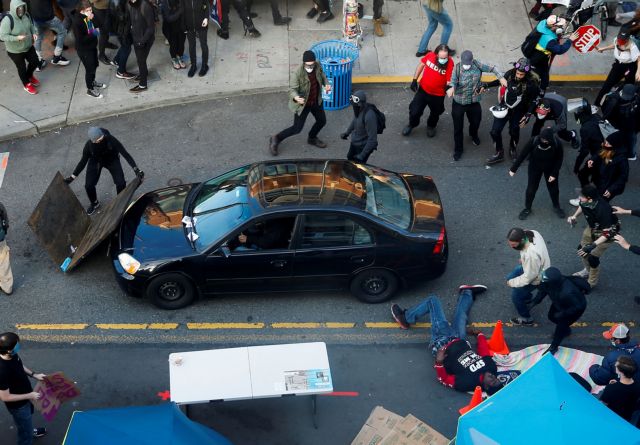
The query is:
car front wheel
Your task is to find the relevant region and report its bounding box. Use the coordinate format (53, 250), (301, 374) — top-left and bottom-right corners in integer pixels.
(350, 268), (398, 304)
(146, 273), (196, 310)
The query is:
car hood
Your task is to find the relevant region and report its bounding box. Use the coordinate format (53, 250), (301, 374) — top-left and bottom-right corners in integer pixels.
(401, 174), (444, 233)
(119, 184), (195, 262)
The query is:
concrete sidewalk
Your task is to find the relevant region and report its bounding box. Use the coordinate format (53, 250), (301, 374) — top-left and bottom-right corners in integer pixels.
(0, 0), (615, 142)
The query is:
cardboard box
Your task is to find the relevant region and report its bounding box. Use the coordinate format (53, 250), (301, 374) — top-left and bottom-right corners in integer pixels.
(351, 406), (403, 445)
(352, 407), (449, 445)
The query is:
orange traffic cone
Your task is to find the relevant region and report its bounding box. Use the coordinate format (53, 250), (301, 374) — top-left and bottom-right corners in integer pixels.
(459, 386), (483, 415)
(488, 320), (510, 356)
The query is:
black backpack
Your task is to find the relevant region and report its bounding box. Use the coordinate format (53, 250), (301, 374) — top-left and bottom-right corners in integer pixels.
(0, 13), (14, 42)
(521, 29), (542, 58)
(366, 104), (386, 135)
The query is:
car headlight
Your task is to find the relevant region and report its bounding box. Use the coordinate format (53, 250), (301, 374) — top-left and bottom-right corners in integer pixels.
(118, 253), (141, 275)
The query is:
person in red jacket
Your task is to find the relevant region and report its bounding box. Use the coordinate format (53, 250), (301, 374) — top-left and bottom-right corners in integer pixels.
(390, 284), (504, 394)
(403, 43), (453, 138)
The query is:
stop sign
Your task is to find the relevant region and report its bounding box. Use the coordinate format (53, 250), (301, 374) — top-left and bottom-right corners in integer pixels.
(572, 25), (601, 53)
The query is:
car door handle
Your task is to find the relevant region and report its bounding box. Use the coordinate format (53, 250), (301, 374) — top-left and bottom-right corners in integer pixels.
(350, 255), (368, 264)
(270, 260), (287, 268)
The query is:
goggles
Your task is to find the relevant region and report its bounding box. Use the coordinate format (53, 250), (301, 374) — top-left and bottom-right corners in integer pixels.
(350, 95), (361, 104)
(514, 61), (530, 72)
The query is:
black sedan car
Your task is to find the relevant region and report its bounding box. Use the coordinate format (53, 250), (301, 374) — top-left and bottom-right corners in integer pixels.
(111, 160), (447, 309)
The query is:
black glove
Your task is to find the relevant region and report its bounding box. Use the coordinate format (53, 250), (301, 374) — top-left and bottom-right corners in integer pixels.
(64, 176), (74, 184)
(340, 132), (349, 140)
(580, 243), (596, 254)
(410, 79), (418, 93)
(134, 167), (145, 180)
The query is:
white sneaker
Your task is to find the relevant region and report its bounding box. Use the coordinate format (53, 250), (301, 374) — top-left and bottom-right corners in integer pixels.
(573, 268), (588, 278)
(569, 198), (580, 207)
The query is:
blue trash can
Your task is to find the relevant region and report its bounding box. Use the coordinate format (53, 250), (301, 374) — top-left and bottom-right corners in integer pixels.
(310, 40), (360, 111)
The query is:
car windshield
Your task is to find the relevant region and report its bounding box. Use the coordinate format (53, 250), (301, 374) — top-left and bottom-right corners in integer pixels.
(360, 166), (412, 229)
(190, 166), (253, 250)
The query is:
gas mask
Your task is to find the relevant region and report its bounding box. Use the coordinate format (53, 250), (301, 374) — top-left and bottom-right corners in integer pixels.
(9, 342), (20, 356)
(536, 113), (547, 120)
(511, 238), (528, 251)
(462, 64), (471, 70)
(555, 27), (564, 35)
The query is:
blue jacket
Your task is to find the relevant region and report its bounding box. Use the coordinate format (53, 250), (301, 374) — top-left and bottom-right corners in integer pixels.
(589, 340), (640, 385)
(535, 20), (572, 56)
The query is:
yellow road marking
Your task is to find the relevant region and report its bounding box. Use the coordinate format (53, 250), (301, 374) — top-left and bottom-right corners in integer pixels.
(187, 323), (265, 329)
(15, 324), (88, 330)
(325, 322), (356, 328)
(96, 324), (149, 330)
(271, 322), (321, 328)
(602, 321), (635, 327)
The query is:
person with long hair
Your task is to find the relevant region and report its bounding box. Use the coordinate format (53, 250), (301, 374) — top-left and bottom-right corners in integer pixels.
(594, 29), (640, 107)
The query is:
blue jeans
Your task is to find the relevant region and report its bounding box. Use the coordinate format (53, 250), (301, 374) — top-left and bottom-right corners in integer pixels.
(34, 17), (66, 57)
(417, 7), (453, 53)
(507, 265), (537, 318)
(8, 403), (33, 445)
(114, 35), (133, 75)
(405, 291), (473, 356)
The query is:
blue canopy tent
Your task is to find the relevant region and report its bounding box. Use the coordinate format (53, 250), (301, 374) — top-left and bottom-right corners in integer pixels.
(456, 354), (640, 444)
(62, 403), (233, 445)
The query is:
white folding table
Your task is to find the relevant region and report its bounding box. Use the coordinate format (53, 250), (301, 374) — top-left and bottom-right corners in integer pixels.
(169, 342), (333, 427)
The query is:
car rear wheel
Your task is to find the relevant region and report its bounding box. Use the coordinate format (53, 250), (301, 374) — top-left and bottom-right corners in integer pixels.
(146, 273), (196, 310)
(350, 269), (398, 304)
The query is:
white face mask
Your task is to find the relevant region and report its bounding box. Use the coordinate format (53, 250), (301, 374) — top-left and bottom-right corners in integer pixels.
(536, 113), (547, 120)
(438, 57), (448, 64)
(304, 66), (314, 73)
(462, 64), (471, 70)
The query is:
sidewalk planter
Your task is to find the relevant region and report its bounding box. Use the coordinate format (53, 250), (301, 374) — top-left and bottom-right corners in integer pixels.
(310, 40), (360, 110)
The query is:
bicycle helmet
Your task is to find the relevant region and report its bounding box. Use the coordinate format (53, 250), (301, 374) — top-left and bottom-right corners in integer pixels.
(514, 58), (531, 73)
(490, 104), (509, 119)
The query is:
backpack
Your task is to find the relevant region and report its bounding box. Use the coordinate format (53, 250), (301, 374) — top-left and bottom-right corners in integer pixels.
(521, 29), (542, 58)
(366, 104), (386, 134)
(0, 13), (14, 42)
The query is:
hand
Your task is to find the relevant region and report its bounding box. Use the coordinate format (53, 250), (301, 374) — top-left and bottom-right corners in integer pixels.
(636, 71), (640, 83)
(499, 77), (508, 88)
(548, 176), (556, 183)
(603, 190), (611, 198)
(509, 170), (515, 177)
(134, 167), (145, 180)
(324, 84), (332, 93)
(33, 373), (46, 381)
(435, 347), (446, 363)
(238, 233), (247, 244)
(30, 391), (41, 401)
(294, 96), (305, 105)
(567, 216), (577, 226)
(64, 175), (75, 184)
(614, 234), (631, 250)
(596, 46), (603, 53)
(519, 114), (531, 128)
(410, 79), (418, 93)
(202, 18), (208, 27)
(340, 132), (349, 140)
(578, 243), (596, 256)
(17, 34), (26, 41)
(568, 31), (580, 42)
(587, 159), (594, 168)
(612, 206), (631, 215)
(446, 87), (454, 98)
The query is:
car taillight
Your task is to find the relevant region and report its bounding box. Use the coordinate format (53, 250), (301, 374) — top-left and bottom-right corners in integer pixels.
(432, 227), (446, 255)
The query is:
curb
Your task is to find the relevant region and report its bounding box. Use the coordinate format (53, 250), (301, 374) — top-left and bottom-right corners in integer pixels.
(353, 74), (608, 84)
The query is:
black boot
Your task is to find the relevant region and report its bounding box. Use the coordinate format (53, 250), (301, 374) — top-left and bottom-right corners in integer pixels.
(486, 150), (504, 165)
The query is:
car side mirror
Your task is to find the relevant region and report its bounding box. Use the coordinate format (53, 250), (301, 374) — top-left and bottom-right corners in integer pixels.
(220, 246), (231, 258)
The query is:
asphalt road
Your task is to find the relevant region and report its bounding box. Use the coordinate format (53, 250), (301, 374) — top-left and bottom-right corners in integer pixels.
(0, 85), (637, 442)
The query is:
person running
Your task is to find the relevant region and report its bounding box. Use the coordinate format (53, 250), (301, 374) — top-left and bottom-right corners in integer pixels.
(127, 0), (155, 93)
(269, 50), (330, 156)
(71, 0), (107, 98)
(341, 90), (379, 164)
(505, 227), (550, 326)
(594, 29), (640, 107)
(161, 0), (185, 70)
(485, 58), (540, 164)
(29, 0), (70, 67)
(390, 284), (505, 394)
(415, 0), (454, 57)
(403, 44), (453, 139)
(64, 127), (144, 215)
(509, 127), (565, 220)
(449, 50), (506, 161)
(531, 92), (579, 148)
(531, 266), (589, 355)
(0, 0), (41, 95)
(182, 0), (209, 77)
(567, 184), (620, 288)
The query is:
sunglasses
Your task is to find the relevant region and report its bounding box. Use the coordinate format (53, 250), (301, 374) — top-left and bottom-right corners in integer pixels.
(350, 95), (360, 104)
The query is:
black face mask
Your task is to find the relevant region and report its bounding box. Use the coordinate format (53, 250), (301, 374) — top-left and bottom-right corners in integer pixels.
(352, 103), (361, 116)
(538, 141), (551, 149)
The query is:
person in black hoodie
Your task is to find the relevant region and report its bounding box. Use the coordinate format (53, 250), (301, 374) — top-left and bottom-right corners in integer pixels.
(64, 127), (144, 215)
(509, 127), (565, 220)
(340, 90), (379, 164)
(591, 131), (629, 202)
(531, 266), (590, 355)
(161, 0), (184, 69)
(181, 0), (209, 77)
(110, 0), (137, 79)
(602, 84), (640, 160)
(127, 0), (155, 92)
(572, 100), (603, 185)
(71, 0), (106, 98)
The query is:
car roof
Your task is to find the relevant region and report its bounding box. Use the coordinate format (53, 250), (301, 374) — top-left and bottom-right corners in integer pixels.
(250, 159), (376, 211)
